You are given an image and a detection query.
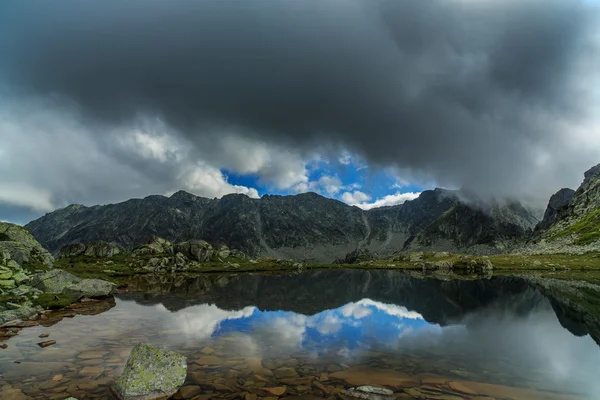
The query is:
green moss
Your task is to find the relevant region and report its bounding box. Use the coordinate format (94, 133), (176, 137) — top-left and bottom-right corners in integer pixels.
(31, 293), (77, 309)
(552, 209), (600, 245)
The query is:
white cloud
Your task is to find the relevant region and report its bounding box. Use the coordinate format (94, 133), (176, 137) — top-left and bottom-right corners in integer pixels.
(260, 314), (307, 348)
(319, 176), (343, 196)
(338, 151), (353, 165)
(204, 134), (310, 190)
(180, 163), (260, 199)
(357, 299), (423, 320)
(341, 190), (372, 204)
(0, 184), (55, 212)
(293, 175), (343, 196)
(340, 302), (373, 319)
(0, 97), (265, 213)
(337, 151), (368, 170)
(169, 304), (256, 339)
(351, 191), (421, 210)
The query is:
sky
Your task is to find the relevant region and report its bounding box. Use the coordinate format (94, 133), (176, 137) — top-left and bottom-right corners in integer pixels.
(0, 0), (599, 225)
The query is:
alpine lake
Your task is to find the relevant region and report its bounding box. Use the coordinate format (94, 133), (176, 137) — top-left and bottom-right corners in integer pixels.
(1, 268), (600, 400)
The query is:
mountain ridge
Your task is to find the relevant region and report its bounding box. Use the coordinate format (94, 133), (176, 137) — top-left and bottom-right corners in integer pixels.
(25, 187), (541, 262)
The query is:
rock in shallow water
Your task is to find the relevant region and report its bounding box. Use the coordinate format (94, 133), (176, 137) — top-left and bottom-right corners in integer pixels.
(112, 343), (187, 400)
(342, 386), (394, 400)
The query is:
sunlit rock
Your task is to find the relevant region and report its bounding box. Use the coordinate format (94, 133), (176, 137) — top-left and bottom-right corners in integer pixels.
(112, 343), (187, 400)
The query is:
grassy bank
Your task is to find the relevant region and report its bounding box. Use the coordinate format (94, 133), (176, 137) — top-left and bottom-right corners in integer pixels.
(45, 251), (600, 285)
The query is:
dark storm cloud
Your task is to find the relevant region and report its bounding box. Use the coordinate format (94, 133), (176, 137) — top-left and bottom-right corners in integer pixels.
(0, 0), (598, 199)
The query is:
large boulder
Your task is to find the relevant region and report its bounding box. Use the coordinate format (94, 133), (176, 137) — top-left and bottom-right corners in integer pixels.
(0, 222), (53, 267)
(58, 241), (121, 259)
(132, 236), (174, 256)
(30, 270), (115, 299)
(112, 343), (187, 400)
(63, 279), (116, 298)
(30, 270), (81, 293)
(175, 240), (213, 262)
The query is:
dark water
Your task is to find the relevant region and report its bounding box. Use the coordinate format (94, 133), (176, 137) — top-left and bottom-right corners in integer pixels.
(1, 269), (599, 399)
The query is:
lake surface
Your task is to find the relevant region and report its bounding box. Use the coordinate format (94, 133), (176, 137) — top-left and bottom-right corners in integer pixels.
(1, 269), (599, 399)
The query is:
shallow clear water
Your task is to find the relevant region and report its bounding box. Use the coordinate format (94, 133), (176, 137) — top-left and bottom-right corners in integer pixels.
(1, 269), (599, 399)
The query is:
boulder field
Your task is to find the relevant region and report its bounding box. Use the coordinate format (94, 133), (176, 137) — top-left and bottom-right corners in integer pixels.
(0, 222), (115, 325)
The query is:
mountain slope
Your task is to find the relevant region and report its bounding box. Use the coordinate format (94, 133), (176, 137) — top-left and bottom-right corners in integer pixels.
(543, 164), (600, 247)
(25, 189), (540, 261)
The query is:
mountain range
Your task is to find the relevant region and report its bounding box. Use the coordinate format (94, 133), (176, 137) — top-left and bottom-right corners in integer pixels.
(24, 163), (600, 261)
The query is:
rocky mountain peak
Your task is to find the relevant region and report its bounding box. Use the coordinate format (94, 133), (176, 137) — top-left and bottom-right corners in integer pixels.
(582, 163), (600, 189)
(536, 188), (575, 231)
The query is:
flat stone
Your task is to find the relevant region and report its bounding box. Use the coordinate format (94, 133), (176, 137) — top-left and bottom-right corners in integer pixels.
(191, 371), (206, 383)
(421, 377), (449, 385)
(448, 381), (477, 395)
(195, 355), (224, 366)
(247, 357), (273, 376)
(330, 367), (414, 389)
(190, 395), (218, 400)
(200, 346), (216, 354)
(37, 340), (57, 348)
(79, 366), (104, 378)
(38, 380), (61, 390)
(209, 383), (234, 392)
(177, 385), (203, 398)
(78, 350), (109, 359)
(264, 387), (287, 396)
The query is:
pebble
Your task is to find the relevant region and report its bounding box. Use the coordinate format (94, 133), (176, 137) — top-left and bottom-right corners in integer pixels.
(37, 340), (57, 348)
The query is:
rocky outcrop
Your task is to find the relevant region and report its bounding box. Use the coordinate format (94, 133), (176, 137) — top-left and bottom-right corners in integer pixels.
(0, 250), (43, 323)
(174, 240), (214, 262)
(0, 222), (53, 267)
(0, 224), (53, 323)
(25, 189), (541, 261)
(335, 247), (377, 264)
(58, 241), (121, 259)
(0, 222), (115, 324)
(523, 163), (600, 254)
(132, 236), (174, 256)
(535, 188), (575, 231)
(30, 270), (115, 299)
(112, 343), (187, 400)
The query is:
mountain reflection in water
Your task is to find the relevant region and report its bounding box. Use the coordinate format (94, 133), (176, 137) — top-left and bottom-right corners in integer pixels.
(1, 269), (599, 399)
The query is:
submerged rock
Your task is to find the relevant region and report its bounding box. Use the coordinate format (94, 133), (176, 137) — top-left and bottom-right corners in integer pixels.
(343, 386), (394, 400)
(112, 343), (187, 400)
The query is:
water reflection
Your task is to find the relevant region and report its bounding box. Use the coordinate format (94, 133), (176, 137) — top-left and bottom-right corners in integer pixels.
(1, 269), (599, 399)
